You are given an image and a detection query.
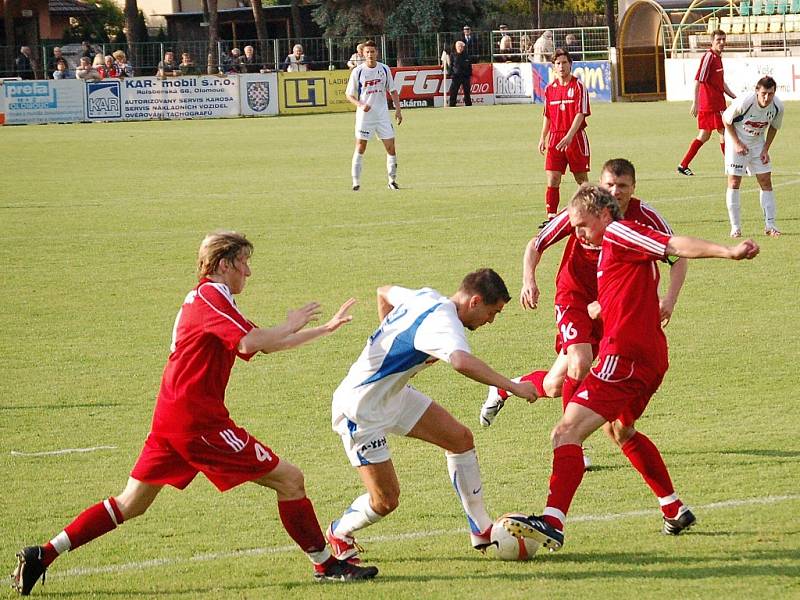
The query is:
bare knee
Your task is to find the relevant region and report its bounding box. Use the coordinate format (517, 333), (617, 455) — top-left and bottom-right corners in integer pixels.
(114, 479), (161, 520)
(447, 425), (474, 454)
(551, 420), (581, 447)
(274, 463), (307, 498)
(604, 421), (636, 448)
(566, 355), (591, 381)
(370, 486), (400, 516)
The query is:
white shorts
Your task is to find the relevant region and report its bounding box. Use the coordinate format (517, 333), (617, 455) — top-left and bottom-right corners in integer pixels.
(725, 138), (771, 176)
(332, 385), (432, 467)
(355, 114), (394, 141)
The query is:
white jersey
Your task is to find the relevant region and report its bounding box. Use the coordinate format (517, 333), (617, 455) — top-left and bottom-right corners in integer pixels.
(332, 287), (471, 425)
(346, 61), (395, 120)
(723, 92), (783, 145)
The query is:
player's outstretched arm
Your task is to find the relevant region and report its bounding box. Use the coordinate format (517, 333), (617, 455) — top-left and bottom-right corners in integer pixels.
(449, 350), (538, 402)
(666, 236), (760, 260)
(520, 238), (543, 310)
(660, 257), (688, 327)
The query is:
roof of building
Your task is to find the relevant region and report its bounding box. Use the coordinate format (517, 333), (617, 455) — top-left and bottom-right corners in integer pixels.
(49, 0), (95, 15)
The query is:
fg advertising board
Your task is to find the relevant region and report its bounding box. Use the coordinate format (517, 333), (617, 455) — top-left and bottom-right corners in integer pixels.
(391, 65), (494, 108)
(531, 61), (612, 103)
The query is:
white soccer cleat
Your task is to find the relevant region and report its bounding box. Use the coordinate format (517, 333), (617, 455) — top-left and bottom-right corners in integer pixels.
(765, 227), (781, 238)
(730, 228), (742, 238)
(480, 386), (506, 427)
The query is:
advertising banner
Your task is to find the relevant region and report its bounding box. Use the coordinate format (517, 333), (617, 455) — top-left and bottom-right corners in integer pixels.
(278, 70), (353, 115)
(665, 56), (800, 101)
(391, 64), (494, 108)
(239, 72), (279, 116)
(493, 62), (534, 104)
(120, 76), (240, 121)
(1, 79), (85, 124)
(531, 61), (613, 103)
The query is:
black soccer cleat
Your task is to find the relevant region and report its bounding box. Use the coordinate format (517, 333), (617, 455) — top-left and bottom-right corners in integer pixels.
(676, 165), (695, 176)
(502, 514), (564, 551)
(10, 546), (47, 596)
(663, 506), (697, 535)
(352, 185), (360, 191)
(387, 181), (400, 190)
(314, 559), (378, 582)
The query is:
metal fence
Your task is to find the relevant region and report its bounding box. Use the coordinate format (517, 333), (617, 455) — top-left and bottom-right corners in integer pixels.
(0, 26), (612, 79)
(489, 27), (611, 62)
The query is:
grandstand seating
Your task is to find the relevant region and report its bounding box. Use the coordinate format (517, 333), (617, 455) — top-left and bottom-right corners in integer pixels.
(777, 0), (788, 13)
(769, 14), (784, 31)
(741, 0), (752, 15)
(765, 0), (776, 14)
(756, 15), (771, 32)
(793, 0), (800, 13)
(719, 16), (733, 33)
(753, 0), (764, 15)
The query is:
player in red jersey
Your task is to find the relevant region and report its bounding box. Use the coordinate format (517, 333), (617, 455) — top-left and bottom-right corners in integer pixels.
(539, 48), (590, 225)
(11, 232), (378, 596)
(502, 184), (759, 551)
(481, 160), (688, 459)
(678, 29), (736, 176)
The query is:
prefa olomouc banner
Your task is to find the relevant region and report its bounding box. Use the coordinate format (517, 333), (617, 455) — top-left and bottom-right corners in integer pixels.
(2, 79), (85, 124)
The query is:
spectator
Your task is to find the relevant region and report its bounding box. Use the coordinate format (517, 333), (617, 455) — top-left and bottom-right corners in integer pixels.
(448, 41), (473, 108)
(240, 45), (262, 73)
(92, 53), (104, 69)
(157, 51), (179, 78)
(52, 61), (69, 80)
(223, 47), (242, 73)
(520, 33), (534, 62)
(460, 25), (477, 58)
(565, 33), (583, 61)
(15, 46), (36, 80)
(51, 47), (69, 76)
(179, 52), (200, 76)
(113, 50), (134, 78)
(347, 43), (365, 70)
(75, 56), (101, 81)
(80, 40), (96, 61)
(497, 24), (513, 61)
(533, 30), (555, 63)
(282, 44), (310, 72)
(97, 55), (120, 78)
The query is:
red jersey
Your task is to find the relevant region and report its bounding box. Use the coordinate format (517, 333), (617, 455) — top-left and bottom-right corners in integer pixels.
(597, 221), (672, 369)
(543, 76), (590, 138)
(535, 198), (674, 307)
(151, 279), (256, 435)
(695, 50), (726, 112)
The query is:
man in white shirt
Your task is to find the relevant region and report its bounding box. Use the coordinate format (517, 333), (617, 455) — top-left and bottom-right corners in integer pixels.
(345, 40), (403, 191)
(325, 269), (537, 567)
(722, 76), (784, 238)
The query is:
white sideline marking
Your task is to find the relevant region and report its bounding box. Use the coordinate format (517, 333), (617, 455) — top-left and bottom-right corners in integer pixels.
(10, 446), (117, 457)
(52, 493), (800, 580)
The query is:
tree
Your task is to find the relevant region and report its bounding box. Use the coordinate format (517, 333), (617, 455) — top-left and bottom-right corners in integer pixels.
(124, 0), (139, 74)
(250, 0), (270, 67)
(207, 0), (220, 74)
(291, 0), (304, 38)
(65, 0), (125, 43)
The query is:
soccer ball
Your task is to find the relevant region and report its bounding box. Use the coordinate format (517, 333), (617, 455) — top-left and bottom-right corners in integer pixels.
(489, 513), (540, 561)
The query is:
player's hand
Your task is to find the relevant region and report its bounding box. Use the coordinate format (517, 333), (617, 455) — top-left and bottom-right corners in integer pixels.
(519, 281), (540, 310)
(324, 298), (356, 332)
(285, 302), (322, 332)
(508, 380), (538, 403)
(760, 150), (770, 164)
(735, 142), (748, 156)
(395, 110), (403, 125)
(587, 301), (602, 320)
(689, 102), (698, 117)
(729, 239), (760, 260)
(659, 296), (676, 328)
(555, 135), (572, 151)
(538, 139), (547, 154)
(362, 103), (371, 112)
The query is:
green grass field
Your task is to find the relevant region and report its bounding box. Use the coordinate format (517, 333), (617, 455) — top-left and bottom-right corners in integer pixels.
(2, 101), (799, 599)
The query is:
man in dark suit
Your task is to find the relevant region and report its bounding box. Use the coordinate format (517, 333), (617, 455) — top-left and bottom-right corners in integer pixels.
(460, 25), (477, 59)
(448, 41), (473, 107)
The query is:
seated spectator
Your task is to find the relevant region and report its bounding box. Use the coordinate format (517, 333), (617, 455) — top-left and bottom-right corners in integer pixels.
(51, 46), (69, 77)
(239, 45), (263, 73)
(533, 30), (554, 63)
(92, 53), (104, 70)
(282, 44), (310, 72)
(347, 43), (365, 69)
(497, 24), (513, 61)
(15, 46), (36, 80)
(75, 56), (101, 81)
(80, 40), (96, 61)
(157, 51), (179, 78)
(520, 33), (534, 62)
(52, 61), (69, 80)
(179, 52), (200, 75)
(565, 33), (583, 62)
(113, 50), (134, 77)
(97, 55), (120, 78)
(223, 47), (242, 73)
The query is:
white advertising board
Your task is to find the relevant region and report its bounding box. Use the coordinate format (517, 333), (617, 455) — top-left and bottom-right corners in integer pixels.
(492, 63), (534, 105)
(1, 79), (85, 124)
(120, 75), (240, 120)
(239, 73), (279, 116)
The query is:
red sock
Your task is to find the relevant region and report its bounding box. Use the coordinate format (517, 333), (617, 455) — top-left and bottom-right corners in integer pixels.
(621, 432), (681, 517)
(680, 138), (704, 168)
(720, 141), (725, 155)
(520, 371), (548, 398)
(543, 444), (585, 530)
(58, 498), (124, 560)
(278, 497), (326, 553)
(561, 375), (578, 412)
(545, 186), (560, 215)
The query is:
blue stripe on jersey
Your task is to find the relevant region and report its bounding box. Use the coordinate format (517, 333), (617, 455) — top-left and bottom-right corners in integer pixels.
(357, 66), (363, 97)
(358, 304), (441, 387)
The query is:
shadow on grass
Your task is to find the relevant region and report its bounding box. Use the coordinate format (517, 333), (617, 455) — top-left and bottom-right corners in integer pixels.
(0, 402), (122, 411)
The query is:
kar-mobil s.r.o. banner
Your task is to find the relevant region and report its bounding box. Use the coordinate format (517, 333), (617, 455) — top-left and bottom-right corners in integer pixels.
(119, 76), (240, 121)
(1, 79), (85, 124)
(531, 61), (612, 104)
(278, 70), (353, 115)
(391, 64), (494, 108)
(239, 72), (279, 116)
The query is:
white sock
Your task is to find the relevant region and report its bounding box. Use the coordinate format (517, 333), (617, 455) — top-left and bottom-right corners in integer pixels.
(332, 493), (382, 538)
(49, 531), (71, 555)
(351, 151), (363, 186)
(446, 448), (492, 535)
(726, 188), (741, 231)
(386, 154), (397, 182)
(760, 189), (777, 229)
(307, 548), (331, 565)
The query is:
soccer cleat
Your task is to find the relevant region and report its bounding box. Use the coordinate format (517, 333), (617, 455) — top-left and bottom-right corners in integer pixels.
(663, 505), (697, 535)
(537, 213), (557, 229)
(387, 181), (400, 190)
(352, 185), (360, 191)
(10, 546), (47, 596)
(325, 523), (363, 561)
(470, 525), (493, 552)
(582, 449), (593, 471)
(764, 227), (782, 238)
(730, 228), (742, 238)
(314, 559), (378, 582)
(479, 386), (506, 427)
(676, 165), (694, 176)
(502, 514), (564, 551)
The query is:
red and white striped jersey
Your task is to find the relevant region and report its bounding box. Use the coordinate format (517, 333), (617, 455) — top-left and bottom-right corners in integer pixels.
(695, 50), (726, 112)
(597, 220), (671, 368)
(151, 278), (256, 435)
(543, 75), (590, 135)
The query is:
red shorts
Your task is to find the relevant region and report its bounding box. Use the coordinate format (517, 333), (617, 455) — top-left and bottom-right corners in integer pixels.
(697, 110), (723, 132)
(571, 354), (666, 426)
(545, 130), (590, 174)
(130, 422), (280, 492)
(554, 304), (602, 356)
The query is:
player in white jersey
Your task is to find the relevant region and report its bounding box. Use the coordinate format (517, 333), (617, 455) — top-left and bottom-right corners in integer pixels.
(723, 76), (784, 238)
(325, 269), (537, 566)
(345, 40), (403, 191)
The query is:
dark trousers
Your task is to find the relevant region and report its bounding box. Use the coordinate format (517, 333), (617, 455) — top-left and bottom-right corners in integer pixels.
(448, 74), (472, 107)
